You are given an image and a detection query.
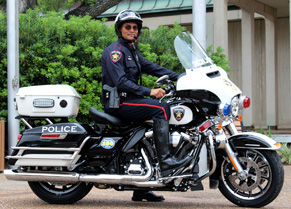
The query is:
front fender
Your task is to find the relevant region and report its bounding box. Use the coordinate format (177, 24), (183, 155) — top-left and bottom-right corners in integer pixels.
(228, 132), (281, 150)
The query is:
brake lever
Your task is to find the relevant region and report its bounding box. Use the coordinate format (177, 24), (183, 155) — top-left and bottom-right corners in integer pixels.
(159, 92), (173, 103)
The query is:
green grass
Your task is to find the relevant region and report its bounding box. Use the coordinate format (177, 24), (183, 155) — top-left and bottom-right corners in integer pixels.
(277, 143), (291, 164)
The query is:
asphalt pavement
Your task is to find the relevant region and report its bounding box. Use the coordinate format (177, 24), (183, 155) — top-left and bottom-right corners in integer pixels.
(0, 166), (291, 209)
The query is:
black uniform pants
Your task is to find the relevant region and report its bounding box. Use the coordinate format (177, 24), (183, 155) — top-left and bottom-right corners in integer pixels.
(104, 97), (171, 122)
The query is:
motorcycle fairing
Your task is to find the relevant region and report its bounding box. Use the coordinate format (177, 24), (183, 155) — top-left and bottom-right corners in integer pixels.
(175, 89), (221, 116)
(228, 132), (280, 150)
(174, 32), (242, 105)
(176, 65), (242, 105)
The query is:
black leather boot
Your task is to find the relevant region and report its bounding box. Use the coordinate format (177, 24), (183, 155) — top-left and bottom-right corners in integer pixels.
(153, 119), (192, 176)
(132, 190), (165, 201)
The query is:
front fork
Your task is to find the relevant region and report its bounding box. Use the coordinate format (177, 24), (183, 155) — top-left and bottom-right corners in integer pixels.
(215, 123), (247, 180)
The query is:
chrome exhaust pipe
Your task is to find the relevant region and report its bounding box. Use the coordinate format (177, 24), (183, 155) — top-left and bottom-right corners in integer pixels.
(4, 149), (165, 187)
(4, 170), (80, 182)
(79, 149), (153, 185)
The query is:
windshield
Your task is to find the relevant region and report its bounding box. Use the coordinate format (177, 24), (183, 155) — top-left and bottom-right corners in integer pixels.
(174, 32), (213, 70)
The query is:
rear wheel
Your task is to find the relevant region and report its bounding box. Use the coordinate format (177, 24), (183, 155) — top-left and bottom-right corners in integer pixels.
(218, 149), (284, 207)
(28, 181), (93, 204)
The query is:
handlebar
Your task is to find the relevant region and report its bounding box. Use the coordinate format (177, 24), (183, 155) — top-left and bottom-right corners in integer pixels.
(151, 83), (175, 100)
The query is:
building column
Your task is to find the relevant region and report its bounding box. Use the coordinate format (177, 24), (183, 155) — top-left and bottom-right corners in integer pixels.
(241, 8), (254, 126)
(264, 14), (276, 126)
(7, 0), (20, 154)
(192, 0), (206, 50)
(213, 0), (228, 58)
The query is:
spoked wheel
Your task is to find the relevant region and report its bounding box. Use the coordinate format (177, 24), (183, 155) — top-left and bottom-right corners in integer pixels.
(219, 149), (284, 207)
(28, 181), (93, 204)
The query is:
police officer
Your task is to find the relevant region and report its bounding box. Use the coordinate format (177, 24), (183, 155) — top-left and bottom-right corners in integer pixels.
(101, 10), (191, 202)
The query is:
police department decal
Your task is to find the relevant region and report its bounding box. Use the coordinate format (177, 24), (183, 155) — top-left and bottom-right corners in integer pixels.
(42, 125), (78, 133)
(110, 50), (122, 63)
(101, 138), (115, 149)
(173, 107), (185, 121)
(221, 78), (237, 91)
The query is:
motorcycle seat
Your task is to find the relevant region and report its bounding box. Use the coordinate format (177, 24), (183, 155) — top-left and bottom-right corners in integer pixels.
(89, 107), (130, 127)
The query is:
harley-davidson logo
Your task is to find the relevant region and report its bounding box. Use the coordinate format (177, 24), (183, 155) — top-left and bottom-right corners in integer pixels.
(173, 107), (185, 121)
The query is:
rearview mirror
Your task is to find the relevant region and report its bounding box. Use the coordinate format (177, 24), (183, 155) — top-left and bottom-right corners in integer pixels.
(156, 75), (170, 86)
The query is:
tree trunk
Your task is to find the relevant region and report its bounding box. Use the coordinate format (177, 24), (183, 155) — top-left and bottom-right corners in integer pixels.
(65, 0), (123, 19)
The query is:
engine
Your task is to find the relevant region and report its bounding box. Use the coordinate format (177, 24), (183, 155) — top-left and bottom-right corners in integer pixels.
(170, 131), (199, 147)
(117, 130), (199, 176)
(120, 151), (147, 175)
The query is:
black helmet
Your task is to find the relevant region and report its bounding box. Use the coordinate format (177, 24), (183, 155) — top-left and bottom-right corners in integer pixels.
(115, 10), (143, 39)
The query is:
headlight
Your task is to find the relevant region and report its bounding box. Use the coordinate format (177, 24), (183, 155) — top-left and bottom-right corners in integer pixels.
(231, 96), (239, 116)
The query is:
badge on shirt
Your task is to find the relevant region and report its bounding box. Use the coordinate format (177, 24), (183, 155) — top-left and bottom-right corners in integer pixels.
(110, 50), (122, 63)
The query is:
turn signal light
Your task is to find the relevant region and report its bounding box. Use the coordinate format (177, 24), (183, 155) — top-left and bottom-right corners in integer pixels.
(217, 123), (222, 130)
(275, 143), (282, 148)
(238, 115), (242, 122)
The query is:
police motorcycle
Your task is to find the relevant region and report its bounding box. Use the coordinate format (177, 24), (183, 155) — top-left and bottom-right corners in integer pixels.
(4, 32), (284, 207)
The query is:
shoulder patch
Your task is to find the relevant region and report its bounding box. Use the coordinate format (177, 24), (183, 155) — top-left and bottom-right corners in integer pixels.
(110, 50), (122, 63)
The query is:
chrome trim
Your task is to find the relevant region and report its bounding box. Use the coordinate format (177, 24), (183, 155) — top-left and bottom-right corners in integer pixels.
(45, 118), (53, 124)
(226, 122), (239, 135)
(7, 136), (91, 170)
(9, 147), (79, 151)
(4, 170), (79, 182)
(244, 144), (261, 147)
(20, 118), (33, 129)
(215, 130), (227, 149)
(224, 141), (247, 180)
(193, 130), (217, 183)
(234, 146), (281, 150)
(4, 148), (165, 187)
(159, 174), (192, 181)
(79, 149), (153, 184)
(183, 130), (217, 184)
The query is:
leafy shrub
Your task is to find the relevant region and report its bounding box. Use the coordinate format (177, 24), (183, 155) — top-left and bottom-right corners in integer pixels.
(1, 9), (116, 123)
(0, 10), (187, 123)
(207, 45), (231, 72)
(139, 22), (186, 74)
(0, 11), (7, 120)
(0, 10), (230, 124)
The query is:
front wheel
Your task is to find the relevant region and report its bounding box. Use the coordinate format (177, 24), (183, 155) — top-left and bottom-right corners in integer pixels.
(28, 181), (93, 204)
(219, 149), (284, 207)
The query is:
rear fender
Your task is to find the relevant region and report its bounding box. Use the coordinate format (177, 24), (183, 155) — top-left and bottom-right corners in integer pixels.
(228, 132), (280, 150)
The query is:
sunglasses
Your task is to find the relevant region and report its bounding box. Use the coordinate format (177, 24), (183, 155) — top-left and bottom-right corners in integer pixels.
(123, 24), (138, 31)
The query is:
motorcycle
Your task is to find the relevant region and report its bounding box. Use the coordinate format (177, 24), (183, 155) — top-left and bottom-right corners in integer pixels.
(4, 32), (284, 207)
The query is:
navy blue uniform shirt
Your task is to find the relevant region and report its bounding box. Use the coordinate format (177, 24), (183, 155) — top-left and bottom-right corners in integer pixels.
(101, 38), (179, 97)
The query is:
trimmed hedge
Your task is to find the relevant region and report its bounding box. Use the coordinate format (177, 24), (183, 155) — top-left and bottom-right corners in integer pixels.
(0, 9), (186, 123)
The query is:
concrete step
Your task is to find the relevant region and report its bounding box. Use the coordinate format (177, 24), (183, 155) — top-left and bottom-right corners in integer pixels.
(272, 134), (291, 143)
